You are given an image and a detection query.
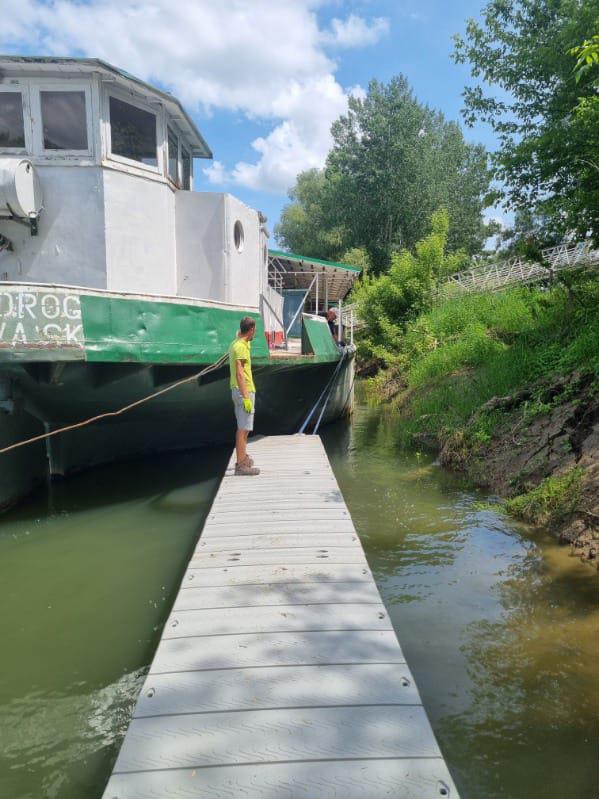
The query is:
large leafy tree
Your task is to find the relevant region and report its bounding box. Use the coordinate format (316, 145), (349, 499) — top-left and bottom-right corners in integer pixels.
(327, 77), (491, 270)
(453, 0), (599, 243)
(276, 76), (493, 272)
(273, 169), (344, 260)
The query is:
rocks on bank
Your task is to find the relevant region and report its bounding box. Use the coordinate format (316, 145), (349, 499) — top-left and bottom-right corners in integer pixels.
(439, 371), (598, 566)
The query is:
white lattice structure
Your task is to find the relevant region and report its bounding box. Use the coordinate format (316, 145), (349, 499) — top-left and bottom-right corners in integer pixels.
(439, 241), (599, 296)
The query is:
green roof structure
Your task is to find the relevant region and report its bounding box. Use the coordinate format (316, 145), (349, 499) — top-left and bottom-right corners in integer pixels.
(268, 249), (361, 306)
(268, 250), (361, 273)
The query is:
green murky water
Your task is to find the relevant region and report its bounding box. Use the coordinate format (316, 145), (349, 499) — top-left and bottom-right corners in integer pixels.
(1, 390), (598, 798)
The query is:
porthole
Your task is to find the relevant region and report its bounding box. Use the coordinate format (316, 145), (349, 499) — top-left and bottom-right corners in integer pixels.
(234, 220), (244, 253)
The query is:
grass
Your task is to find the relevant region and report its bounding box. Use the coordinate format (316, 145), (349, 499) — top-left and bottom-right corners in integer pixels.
(366, 273), (599, 444)
(505, 467), (585, 526)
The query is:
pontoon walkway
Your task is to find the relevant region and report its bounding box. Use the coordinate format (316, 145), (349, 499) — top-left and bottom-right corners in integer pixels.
(102, 435), (459, 798)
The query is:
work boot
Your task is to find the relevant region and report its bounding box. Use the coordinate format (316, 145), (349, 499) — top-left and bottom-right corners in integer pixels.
(235, 461), (260, 476)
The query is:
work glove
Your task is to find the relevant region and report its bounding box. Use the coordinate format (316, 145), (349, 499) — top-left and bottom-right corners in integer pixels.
(243, 398), (254, 413)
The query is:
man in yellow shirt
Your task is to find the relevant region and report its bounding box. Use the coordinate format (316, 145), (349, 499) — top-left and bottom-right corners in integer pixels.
(229, 316), (260, 475)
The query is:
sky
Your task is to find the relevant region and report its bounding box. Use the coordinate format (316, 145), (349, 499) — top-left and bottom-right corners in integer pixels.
(0, 0), (503, 237)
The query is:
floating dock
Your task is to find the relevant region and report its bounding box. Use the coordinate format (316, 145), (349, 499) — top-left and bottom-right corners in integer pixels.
(103, 435), (459, 798)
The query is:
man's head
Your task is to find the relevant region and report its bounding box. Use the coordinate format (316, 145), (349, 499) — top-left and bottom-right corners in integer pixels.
(239, 316), (256, 340)
(326, 309), (337, 321)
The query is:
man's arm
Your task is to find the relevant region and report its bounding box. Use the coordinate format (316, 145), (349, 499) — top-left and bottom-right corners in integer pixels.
(236, 359), (248, 398)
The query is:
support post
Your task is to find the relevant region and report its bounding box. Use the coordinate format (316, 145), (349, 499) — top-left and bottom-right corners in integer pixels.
(315, 272), (319, 315)
(338, 299), (343, 343)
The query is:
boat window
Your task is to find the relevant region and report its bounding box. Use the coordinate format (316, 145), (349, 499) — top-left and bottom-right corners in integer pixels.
(167, 127), (179, 184)
(0, 92), (25, 148)
(234, 220), (244, 253)
(109, 96), (157, 167)
(40, 90), (88, 150)
(181, 147), (192, 190)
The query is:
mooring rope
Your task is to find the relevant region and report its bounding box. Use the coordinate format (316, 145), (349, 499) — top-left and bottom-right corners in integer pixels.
(312, 351), (349, 435)
(0, 353), (229, 457)
(1, 345), (352, 456)
(298, 349), (347, 435)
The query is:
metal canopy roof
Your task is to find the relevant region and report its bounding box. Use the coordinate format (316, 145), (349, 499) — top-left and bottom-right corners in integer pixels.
(268, 249), (361, 304)
(0, 56), (212, 159)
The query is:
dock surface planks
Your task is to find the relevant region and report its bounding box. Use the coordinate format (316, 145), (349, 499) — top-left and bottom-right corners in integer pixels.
(103, 435), (459, 799)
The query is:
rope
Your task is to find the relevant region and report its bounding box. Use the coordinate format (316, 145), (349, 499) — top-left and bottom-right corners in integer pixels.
(0, 353), (228, 457)
(298, 349), (347, 435)
(313, 351), (347, 435)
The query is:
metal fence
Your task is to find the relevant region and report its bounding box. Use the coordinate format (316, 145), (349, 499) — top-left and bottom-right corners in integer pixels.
(438, 241), (599, 297)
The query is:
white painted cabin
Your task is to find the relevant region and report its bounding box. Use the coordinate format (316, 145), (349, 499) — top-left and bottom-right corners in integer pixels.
(0, 57), (272, 311)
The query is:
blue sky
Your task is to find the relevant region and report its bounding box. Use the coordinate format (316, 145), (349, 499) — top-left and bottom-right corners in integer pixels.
(2, 0), (502, 236)
(219, 0), (499, 231)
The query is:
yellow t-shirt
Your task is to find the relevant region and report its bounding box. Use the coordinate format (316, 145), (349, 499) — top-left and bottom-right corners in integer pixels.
(229, 336), (255, 393)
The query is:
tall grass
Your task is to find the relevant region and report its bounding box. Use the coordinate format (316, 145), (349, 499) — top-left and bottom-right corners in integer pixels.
(379, 273), (599, 440)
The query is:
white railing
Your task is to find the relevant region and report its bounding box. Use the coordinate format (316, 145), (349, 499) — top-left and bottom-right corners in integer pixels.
(340, 302), (362, 330)
(439, 240), (599, 296)
(340, 302), (363, 345)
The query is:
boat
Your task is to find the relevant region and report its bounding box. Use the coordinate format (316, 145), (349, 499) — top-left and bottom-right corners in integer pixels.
(0, 56), (358, 510)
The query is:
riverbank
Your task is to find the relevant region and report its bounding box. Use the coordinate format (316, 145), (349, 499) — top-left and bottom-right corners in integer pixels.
(362, 276), (599, 565)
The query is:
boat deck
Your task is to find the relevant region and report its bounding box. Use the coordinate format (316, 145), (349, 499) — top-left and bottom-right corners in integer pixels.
(269, 337), (303, 357)
(102, 435), (459, 798)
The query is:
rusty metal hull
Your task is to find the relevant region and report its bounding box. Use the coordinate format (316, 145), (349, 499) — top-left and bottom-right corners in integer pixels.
(0, 355), (354, 508)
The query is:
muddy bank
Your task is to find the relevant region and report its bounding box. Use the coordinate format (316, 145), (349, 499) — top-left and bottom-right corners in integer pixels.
(380, 369), (599, 566)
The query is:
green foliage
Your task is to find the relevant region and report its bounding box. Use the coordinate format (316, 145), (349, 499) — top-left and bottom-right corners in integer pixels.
(275, 76), (493, 271)
(407, 322), (506, 388)
(453, 0), (599, 242)
(506, 467), (585, 525)
(340, 247), (371, 273)
(571, 34), (599, 83)
(378, 271), (599, 443)
(353, 209), (469, 363)
(274, 169), (344, 261)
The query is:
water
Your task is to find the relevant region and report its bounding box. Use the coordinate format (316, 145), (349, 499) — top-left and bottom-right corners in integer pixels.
(0, 448), (230, 799)
(321, 394), (599, 799)
(1, 392), (598, 798)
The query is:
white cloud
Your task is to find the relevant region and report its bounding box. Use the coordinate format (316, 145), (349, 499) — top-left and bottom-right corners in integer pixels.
(232, 75), (349, 193)
(203, 160), (226, 185)
(321, 14), (389, 48)
(1, 1), (389, 194)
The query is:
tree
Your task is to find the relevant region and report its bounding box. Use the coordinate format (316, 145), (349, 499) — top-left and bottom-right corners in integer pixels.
(276, 76), (493, 272)
(453, 0), (599, 242)
(352, 208), (469, 362)
(274, 169), (344, 260)
(339, 247), (371, 273)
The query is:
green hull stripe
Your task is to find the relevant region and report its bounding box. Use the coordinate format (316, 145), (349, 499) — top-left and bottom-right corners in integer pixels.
(81, 296), (269, 363)
(0, 287), (341, 364)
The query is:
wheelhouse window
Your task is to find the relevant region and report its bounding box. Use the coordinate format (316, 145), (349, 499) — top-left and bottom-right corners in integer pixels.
(0, 91), (26, 148)
(40, 90), (88, 150)
(167, 127), (179, 184)
(181, 148), (192, 190)
(109, 96), (157, 167)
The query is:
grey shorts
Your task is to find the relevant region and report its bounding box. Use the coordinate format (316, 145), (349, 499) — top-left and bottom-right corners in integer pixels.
(232, 389), (255, 431)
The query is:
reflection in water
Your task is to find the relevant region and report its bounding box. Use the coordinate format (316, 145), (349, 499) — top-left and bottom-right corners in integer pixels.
(0, 669), (144, 799)
(0, 447), (229, 799)
(321, 388), (599, 799)
(1, 389), (598, 799)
